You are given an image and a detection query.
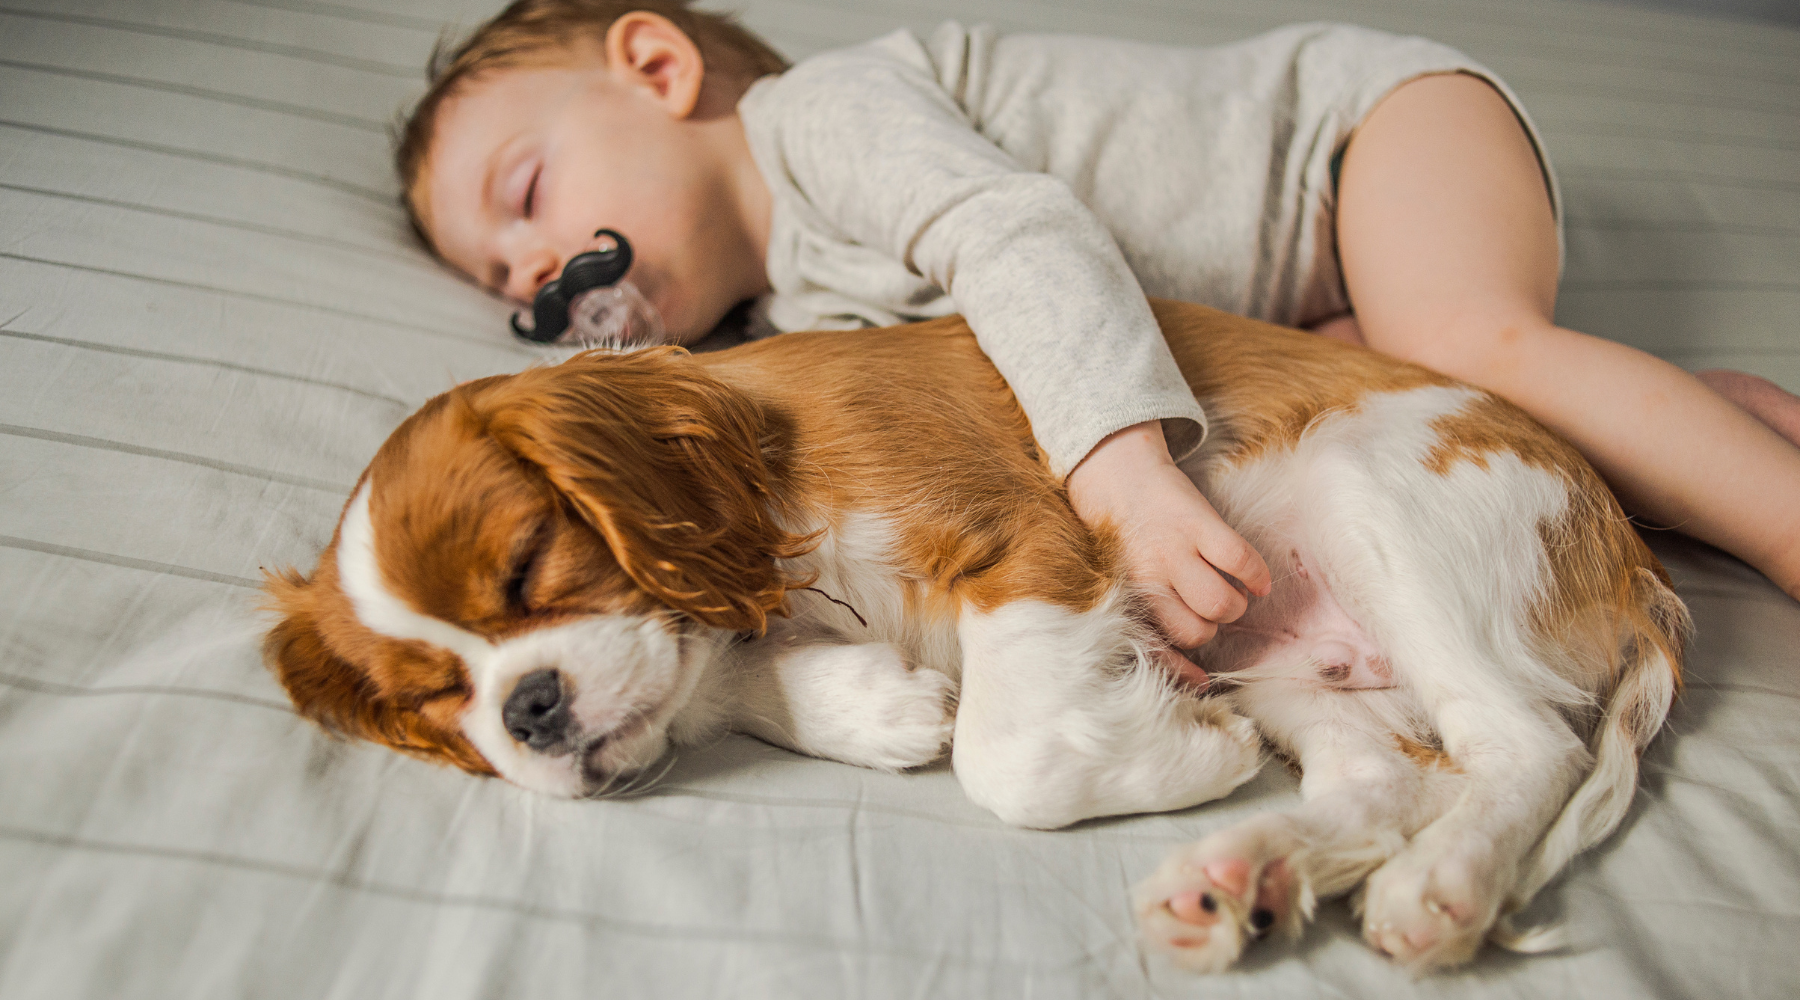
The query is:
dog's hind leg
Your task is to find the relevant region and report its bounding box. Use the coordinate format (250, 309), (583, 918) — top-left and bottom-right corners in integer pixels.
(1201, 388), (1610, 970)
(1310, 532), (1596, 969)
(1135, 685), (1449, 973)
(949, 592), (1263, 829)
(1355, 688), (1590, 970)
(1308, 472), (1601, 969)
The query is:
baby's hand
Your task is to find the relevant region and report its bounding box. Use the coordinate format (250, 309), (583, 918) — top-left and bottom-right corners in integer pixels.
(1066, 421), (1270, 649)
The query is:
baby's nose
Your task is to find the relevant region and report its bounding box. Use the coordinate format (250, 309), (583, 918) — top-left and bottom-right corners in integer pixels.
(506, 250), (560, 302)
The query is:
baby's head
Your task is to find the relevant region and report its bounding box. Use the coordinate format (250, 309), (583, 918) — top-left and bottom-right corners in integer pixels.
(398, 1), (787, 342)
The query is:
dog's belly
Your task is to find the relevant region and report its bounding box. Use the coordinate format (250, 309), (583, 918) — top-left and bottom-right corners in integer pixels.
(1204, 548), (1392, 689)
(1180, 384), (1532, 694)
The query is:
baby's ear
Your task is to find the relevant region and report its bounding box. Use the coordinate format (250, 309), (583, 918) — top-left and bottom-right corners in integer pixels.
(485, 349), (812, 631)
(604, 11), (705, 119)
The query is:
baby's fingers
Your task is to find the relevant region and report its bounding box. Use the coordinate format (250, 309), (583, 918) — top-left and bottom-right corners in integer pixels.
(1147, 588), (1218, 649)
(1195, 518), (1271, 598)
(1169, 554), (1249, 629)
(1151, 647), (1210, 691)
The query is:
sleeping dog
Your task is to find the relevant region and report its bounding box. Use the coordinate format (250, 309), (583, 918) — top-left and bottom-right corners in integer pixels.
(264, 299), (1685, 972)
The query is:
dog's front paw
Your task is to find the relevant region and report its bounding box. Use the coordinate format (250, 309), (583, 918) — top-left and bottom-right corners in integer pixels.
(843, 644), (957, 771)
(790, 643), (956, 772)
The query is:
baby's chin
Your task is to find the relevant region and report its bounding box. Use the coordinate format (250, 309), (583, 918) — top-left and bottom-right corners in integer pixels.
(667, 318), (717, 347)
(664, 295), (757, 349)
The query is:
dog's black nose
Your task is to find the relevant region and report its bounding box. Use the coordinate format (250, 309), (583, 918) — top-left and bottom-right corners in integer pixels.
(503, 669), (572, 752)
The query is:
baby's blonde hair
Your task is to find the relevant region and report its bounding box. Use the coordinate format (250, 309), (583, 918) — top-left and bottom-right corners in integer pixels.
(395, 0), (788, 249)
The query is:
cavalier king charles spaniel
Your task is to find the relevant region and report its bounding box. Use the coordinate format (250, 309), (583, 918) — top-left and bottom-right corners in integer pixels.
(264, 299), (1685, 972)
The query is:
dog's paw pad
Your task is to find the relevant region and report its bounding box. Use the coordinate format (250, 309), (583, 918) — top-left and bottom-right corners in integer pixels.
(1136, 862), (1249, 972)
(1361, 849), (1494, 969)
(1135, 839), (1304, 973)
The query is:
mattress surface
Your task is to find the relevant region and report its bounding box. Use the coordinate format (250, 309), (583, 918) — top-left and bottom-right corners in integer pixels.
(1, 1), (1797, 997)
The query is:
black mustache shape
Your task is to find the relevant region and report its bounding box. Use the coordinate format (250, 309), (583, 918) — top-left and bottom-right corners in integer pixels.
(510, 229), (634, 344)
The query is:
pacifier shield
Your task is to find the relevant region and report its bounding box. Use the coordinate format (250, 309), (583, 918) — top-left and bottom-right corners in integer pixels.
(510, 229), (635, 344)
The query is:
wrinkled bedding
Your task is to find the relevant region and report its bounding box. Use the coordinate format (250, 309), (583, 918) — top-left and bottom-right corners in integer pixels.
(2, 0), (1797, 997)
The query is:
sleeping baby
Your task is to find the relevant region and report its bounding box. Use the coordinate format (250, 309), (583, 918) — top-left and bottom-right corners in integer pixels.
(396, 0), (1800, 634)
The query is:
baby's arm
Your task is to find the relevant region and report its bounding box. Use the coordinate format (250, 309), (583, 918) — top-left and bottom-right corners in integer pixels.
(753, 39), (1269, 645)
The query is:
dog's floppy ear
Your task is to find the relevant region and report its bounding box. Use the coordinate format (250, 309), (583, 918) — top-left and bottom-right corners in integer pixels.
(484, 348), (815, 632)
(261, 568), (496, 775)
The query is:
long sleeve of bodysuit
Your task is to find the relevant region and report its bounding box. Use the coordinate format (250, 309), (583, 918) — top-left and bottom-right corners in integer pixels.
(740, 32), (1207, 478)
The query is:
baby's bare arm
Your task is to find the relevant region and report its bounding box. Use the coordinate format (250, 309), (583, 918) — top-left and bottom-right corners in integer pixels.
(1335, 72), (1800, 599)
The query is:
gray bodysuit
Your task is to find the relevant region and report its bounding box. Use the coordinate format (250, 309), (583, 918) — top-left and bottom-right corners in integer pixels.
(739, 21), (1558, 477)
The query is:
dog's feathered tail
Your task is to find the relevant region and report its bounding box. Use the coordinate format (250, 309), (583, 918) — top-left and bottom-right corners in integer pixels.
(1492, 565), (1690, 952)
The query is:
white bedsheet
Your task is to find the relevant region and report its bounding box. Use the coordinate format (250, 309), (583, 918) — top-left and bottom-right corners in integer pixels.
(2, 0), (1797, 997)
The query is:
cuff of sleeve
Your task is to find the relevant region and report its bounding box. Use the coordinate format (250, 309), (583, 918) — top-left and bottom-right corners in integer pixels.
(1048, 398), (1210, 482)
(1161, 414), (1206, 464)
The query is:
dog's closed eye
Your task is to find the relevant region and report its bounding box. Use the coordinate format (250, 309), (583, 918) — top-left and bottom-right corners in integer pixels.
(504, 528), (547, 613)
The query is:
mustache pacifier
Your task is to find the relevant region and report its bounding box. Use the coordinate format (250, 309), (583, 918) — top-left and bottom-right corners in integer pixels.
(509, 229), (665, 348)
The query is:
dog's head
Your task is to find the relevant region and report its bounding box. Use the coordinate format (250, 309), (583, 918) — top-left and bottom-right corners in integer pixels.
(264, 348), (812, 795)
